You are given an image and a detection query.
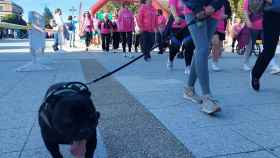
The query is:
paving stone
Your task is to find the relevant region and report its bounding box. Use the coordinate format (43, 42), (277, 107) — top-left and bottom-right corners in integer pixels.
(0, 151), (19, 158)
(232, 120), (280, 148)
(0, 128), (29, 153)
(216, 150), (277, 158)
(174, 127), (261, 158)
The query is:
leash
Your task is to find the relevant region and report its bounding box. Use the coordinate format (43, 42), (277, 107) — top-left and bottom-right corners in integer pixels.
(85, 17), (203, 86)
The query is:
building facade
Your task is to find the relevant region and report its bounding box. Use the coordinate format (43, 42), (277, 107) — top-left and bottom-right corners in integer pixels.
(0, 0), (23, 19)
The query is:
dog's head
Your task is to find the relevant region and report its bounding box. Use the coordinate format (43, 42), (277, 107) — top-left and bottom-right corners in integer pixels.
(44, 82), (100, 142)
(51, 93), (100, 141)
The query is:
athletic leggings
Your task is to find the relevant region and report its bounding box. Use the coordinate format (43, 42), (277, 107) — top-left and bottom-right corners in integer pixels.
(112, 32), (120, 49)
(121, 32), (133, 52)
(141, 31), (155, 59)
(252, 11), (280, 79)
(169, 27), (195, 67)
(101, 33), (111, 51)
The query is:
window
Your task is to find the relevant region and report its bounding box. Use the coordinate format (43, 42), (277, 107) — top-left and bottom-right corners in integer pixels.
(0, 6), (3, 12)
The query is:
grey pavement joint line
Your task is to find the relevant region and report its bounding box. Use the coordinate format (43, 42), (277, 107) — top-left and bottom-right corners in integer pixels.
(17, 120), (36, 158)
(230, 128), (280, 158)
(204, 148), (274, 158)
(81, 59), (193, 158)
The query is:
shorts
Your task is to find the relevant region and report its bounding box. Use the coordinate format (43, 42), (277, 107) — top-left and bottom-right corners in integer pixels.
(215, 32), (225, 41)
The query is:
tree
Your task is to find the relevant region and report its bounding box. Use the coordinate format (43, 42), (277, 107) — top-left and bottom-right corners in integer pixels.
(43, 6), (53, 26)
(1, 13), (27, 25)
(229, 0), (244, 19)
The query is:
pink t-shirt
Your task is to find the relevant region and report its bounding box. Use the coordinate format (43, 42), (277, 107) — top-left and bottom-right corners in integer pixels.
(216, 7), (225, 33)
(157, 15), (167, 32)
(243, 0), (263, 30)
(137, 4), (158, 32)
(118, 8), (135, 32)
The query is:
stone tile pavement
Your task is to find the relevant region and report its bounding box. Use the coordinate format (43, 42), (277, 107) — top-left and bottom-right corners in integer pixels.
(1, 39), (280, 157)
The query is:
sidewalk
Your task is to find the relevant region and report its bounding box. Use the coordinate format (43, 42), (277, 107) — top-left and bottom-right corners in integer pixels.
(1, 39), (280, 157)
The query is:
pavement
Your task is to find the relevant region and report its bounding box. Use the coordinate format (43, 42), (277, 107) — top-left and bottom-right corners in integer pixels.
(1, 39), (280, 158)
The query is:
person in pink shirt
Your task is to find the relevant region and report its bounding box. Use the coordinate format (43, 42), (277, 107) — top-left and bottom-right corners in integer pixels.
(156, 9), (167, 54)
(118, 3), (135, 58)
(112, 14), (120, 52)
(81, 11), (94, 52)
(211, 6), (228, 71)
(167, 0), (195, 76)
(98, 14), (113, 52)
(137, 0), (158, 61)
(242, 0), (264, 71)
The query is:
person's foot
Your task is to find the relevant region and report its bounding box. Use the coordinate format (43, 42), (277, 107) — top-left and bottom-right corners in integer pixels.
(123, 52), (127, 57)
(212, 62), (221, 71)
(158, 51), (163, 54)
(251, 72), (260, 91)
(243, 63), (251, 71)
(85, 48), (88, 52)
(201, 95), (221, 115)
(183, 87), (203, 104)
(129, 53), (134, 58)
(167, 59), (173, 70)
(144, 56), (150, 62)
(184, 66), (190, 75)
(270, 66), (280, 75)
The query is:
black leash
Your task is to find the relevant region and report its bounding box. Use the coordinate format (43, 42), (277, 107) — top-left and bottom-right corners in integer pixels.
(85, 17), (203, 86)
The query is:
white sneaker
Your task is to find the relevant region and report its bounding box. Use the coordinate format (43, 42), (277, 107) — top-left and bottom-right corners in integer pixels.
(212, 63), (221, 71)
(270, 66), (280, 75)
(123, 52), (127, 57)
(183, 87), (203, 104)
(184, 66), (190, 75)
(167, 60), (173, 70)
(243, 64), (251, 71)
(129, 53), (134, 58)
(201, 95), (221, 115)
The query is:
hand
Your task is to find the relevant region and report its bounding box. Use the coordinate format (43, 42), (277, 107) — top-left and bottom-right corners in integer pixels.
(246, 20), (252, 28)
(204, 6), (215, 16)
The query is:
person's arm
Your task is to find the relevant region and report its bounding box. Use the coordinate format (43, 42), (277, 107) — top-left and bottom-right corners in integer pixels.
(170, 5), (180, 23)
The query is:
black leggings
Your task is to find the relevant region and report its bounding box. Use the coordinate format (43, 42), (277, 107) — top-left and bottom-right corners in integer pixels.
(134, 33), (141, 52)
(169, 27), (195, 67)
(121, 32), (133, 52)
(112, 32), (120, 49)
(141, 32), (155, 59)
(85, 32), (92, 47)
(252, 11), (280, 79)
(101, 33), (111, 51)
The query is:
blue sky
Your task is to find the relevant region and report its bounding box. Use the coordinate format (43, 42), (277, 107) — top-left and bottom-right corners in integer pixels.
(14, 0), (97, 21)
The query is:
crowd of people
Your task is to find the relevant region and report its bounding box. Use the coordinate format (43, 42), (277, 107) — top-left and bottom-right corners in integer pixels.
(46, 0), (280, 115)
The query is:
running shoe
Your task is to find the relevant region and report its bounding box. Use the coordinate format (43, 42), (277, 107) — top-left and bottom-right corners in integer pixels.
(183, 87), (203, 104)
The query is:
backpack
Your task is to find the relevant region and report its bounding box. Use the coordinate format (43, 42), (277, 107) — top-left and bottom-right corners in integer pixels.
(67, 21), (75, 31)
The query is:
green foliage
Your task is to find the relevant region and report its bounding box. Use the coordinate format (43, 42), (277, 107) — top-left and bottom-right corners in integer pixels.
(43, 6), (53, 26)
(229, 0), (245, 19)
(1, 13), (27, 25)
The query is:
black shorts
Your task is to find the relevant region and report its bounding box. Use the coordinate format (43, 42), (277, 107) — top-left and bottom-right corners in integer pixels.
(215, 32), (225, 41)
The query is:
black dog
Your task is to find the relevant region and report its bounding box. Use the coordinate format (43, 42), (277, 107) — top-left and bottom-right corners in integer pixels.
(38, 82), (100, 158)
